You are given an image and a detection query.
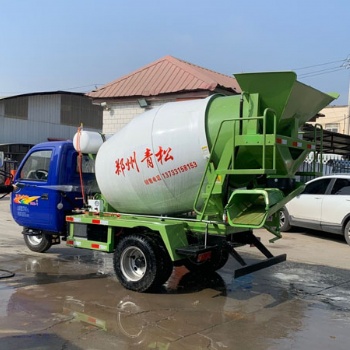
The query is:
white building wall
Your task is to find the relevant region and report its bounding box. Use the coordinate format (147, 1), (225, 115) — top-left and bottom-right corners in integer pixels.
(2, 117), (28, 143)
(0, 94), (100, 145)
(316, 105), (349, 135)
(102, 99), (175, 134)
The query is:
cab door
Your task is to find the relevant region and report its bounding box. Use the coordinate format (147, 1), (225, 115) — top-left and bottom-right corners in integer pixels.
(286, 177), (332, 230)
(321, 177), (350, 233)
(11, 147), (60, 232)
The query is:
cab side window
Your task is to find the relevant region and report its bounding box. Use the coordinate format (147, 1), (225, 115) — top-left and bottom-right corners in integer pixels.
(302, 178), (331, 195)
(331, 178), (350, 195)
(20, 150), (52, 181)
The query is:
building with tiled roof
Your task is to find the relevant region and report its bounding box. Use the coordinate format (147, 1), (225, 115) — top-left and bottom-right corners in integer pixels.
(87, 55), (240, 133)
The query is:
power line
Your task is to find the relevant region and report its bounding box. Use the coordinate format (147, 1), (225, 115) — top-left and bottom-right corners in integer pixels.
(60, 83), (105, 91)
(292, 57), (348, 71)
(299, 67), (346, 78)
(294, 55), (350, 79)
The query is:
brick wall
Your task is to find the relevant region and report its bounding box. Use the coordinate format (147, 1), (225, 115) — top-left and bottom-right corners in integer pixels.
(102, 99), (175, 135)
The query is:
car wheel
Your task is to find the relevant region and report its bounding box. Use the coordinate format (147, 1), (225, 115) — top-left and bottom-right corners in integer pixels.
(23, 232), (52, 252)
(343, 221), (350, 246)
(279, 207), (291, 232)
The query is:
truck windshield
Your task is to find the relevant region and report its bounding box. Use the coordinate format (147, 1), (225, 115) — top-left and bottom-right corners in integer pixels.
(20, 150), (52, 181)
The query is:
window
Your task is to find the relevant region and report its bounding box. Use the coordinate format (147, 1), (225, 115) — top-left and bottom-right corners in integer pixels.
(20, 150), (52, 181)
(303, 178), (332, 195)
(4, 96), (28, 120)
(331, 178), (350, 195)
(77, 154), (95, 173)
(60, 94), (102, 129)
(325, 123), (339, 133)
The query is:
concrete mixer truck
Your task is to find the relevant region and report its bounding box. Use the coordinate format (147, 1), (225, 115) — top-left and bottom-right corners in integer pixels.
(10, 72), (337, 292)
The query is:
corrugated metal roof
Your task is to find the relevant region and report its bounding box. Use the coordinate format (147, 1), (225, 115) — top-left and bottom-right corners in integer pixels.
(0, 91), (84, 101)
(87, 55), (240, 99)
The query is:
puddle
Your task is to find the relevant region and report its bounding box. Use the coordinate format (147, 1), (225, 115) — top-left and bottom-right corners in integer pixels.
(0, 253), (350, 349)
(272, 306), (350, 350)
(0, 285), (15, 317)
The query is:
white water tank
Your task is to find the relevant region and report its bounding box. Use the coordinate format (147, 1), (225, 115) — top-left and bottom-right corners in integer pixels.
(73, 131), (105, 154)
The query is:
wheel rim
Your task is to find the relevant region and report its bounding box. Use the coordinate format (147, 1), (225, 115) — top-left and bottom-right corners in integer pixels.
(279, 211), (285, 228)
(27, 235), (43, 246)
(346, 226), (350, 242)
(120, 246), (146, 282)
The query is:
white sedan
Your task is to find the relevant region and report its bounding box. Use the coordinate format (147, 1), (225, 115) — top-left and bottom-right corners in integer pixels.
(280, 174), (350, 245)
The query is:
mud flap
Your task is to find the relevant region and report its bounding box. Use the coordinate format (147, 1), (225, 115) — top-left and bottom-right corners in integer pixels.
(50, 235), (61, 245)
(22, 228), (61, 246)
(229, 230), (286, 278)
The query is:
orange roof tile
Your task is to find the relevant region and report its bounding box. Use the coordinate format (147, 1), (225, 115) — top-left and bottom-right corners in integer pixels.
(88, 55), (240, 99)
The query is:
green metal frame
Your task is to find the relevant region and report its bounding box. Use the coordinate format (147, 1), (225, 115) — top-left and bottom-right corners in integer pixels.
(65, 72), (337, 265)
(66, 212), (241, 261)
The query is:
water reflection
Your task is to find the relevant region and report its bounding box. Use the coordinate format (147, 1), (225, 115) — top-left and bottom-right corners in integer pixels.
(1, 263), (304, 349)
(1, 253), (350, 349)
(0, 284), (14, 317)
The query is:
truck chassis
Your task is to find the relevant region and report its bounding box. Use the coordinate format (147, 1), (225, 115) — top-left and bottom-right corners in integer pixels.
(62, 212), (286, 292)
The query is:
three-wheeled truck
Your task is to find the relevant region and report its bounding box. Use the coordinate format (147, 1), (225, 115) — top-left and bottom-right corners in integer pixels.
(10, 72), (337, 292)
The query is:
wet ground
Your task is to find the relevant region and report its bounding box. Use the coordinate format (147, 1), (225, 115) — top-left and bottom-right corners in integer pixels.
(1, 197), (350, 349)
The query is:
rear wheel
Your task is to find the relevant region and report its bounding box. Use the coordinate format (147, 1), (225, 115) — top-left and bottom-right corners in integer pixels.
(184, 248), (229, 273)
(149, 235), (173, 285)
(343, 221), (350, 246)
(23, 231), (52, 253)
(279, 207), (291, 232)
(114, 234), (168, 292)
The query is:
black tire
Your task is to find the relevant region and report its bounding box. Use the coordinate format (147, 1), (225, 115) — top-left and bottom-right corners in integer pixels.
(212, 249), (230, 270)
(23, 233), (52, 253)
(149, 235), (173, 285)
(343, 221), (350, 246)
(184, 248), (229, 273)
(114, 234), (165, 292)
(279, 207), (291, 232)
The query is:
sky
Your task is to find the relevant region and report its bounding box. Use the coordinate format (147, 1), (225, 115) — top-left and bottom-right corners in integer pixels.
(0, 0), (349, 105)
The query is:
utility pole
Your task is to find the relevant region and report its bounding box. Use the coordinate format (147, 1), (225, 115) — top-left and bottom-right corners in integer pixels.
(344, 56), (350, 135)
(348, 75), (350, 135)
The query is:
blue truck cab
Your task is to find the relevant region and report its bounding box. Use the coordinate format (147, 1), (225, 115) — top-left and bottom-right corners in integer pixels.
(11, 140), (97, 252)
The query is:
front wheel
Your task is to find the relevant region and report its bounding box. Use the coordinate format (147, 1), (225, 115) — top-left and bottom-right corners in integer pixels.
(23, 231), (52, 252)
(279, 207), (291, 232)
(343, 221), (350, 246)
(114, 234), (167, 292)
